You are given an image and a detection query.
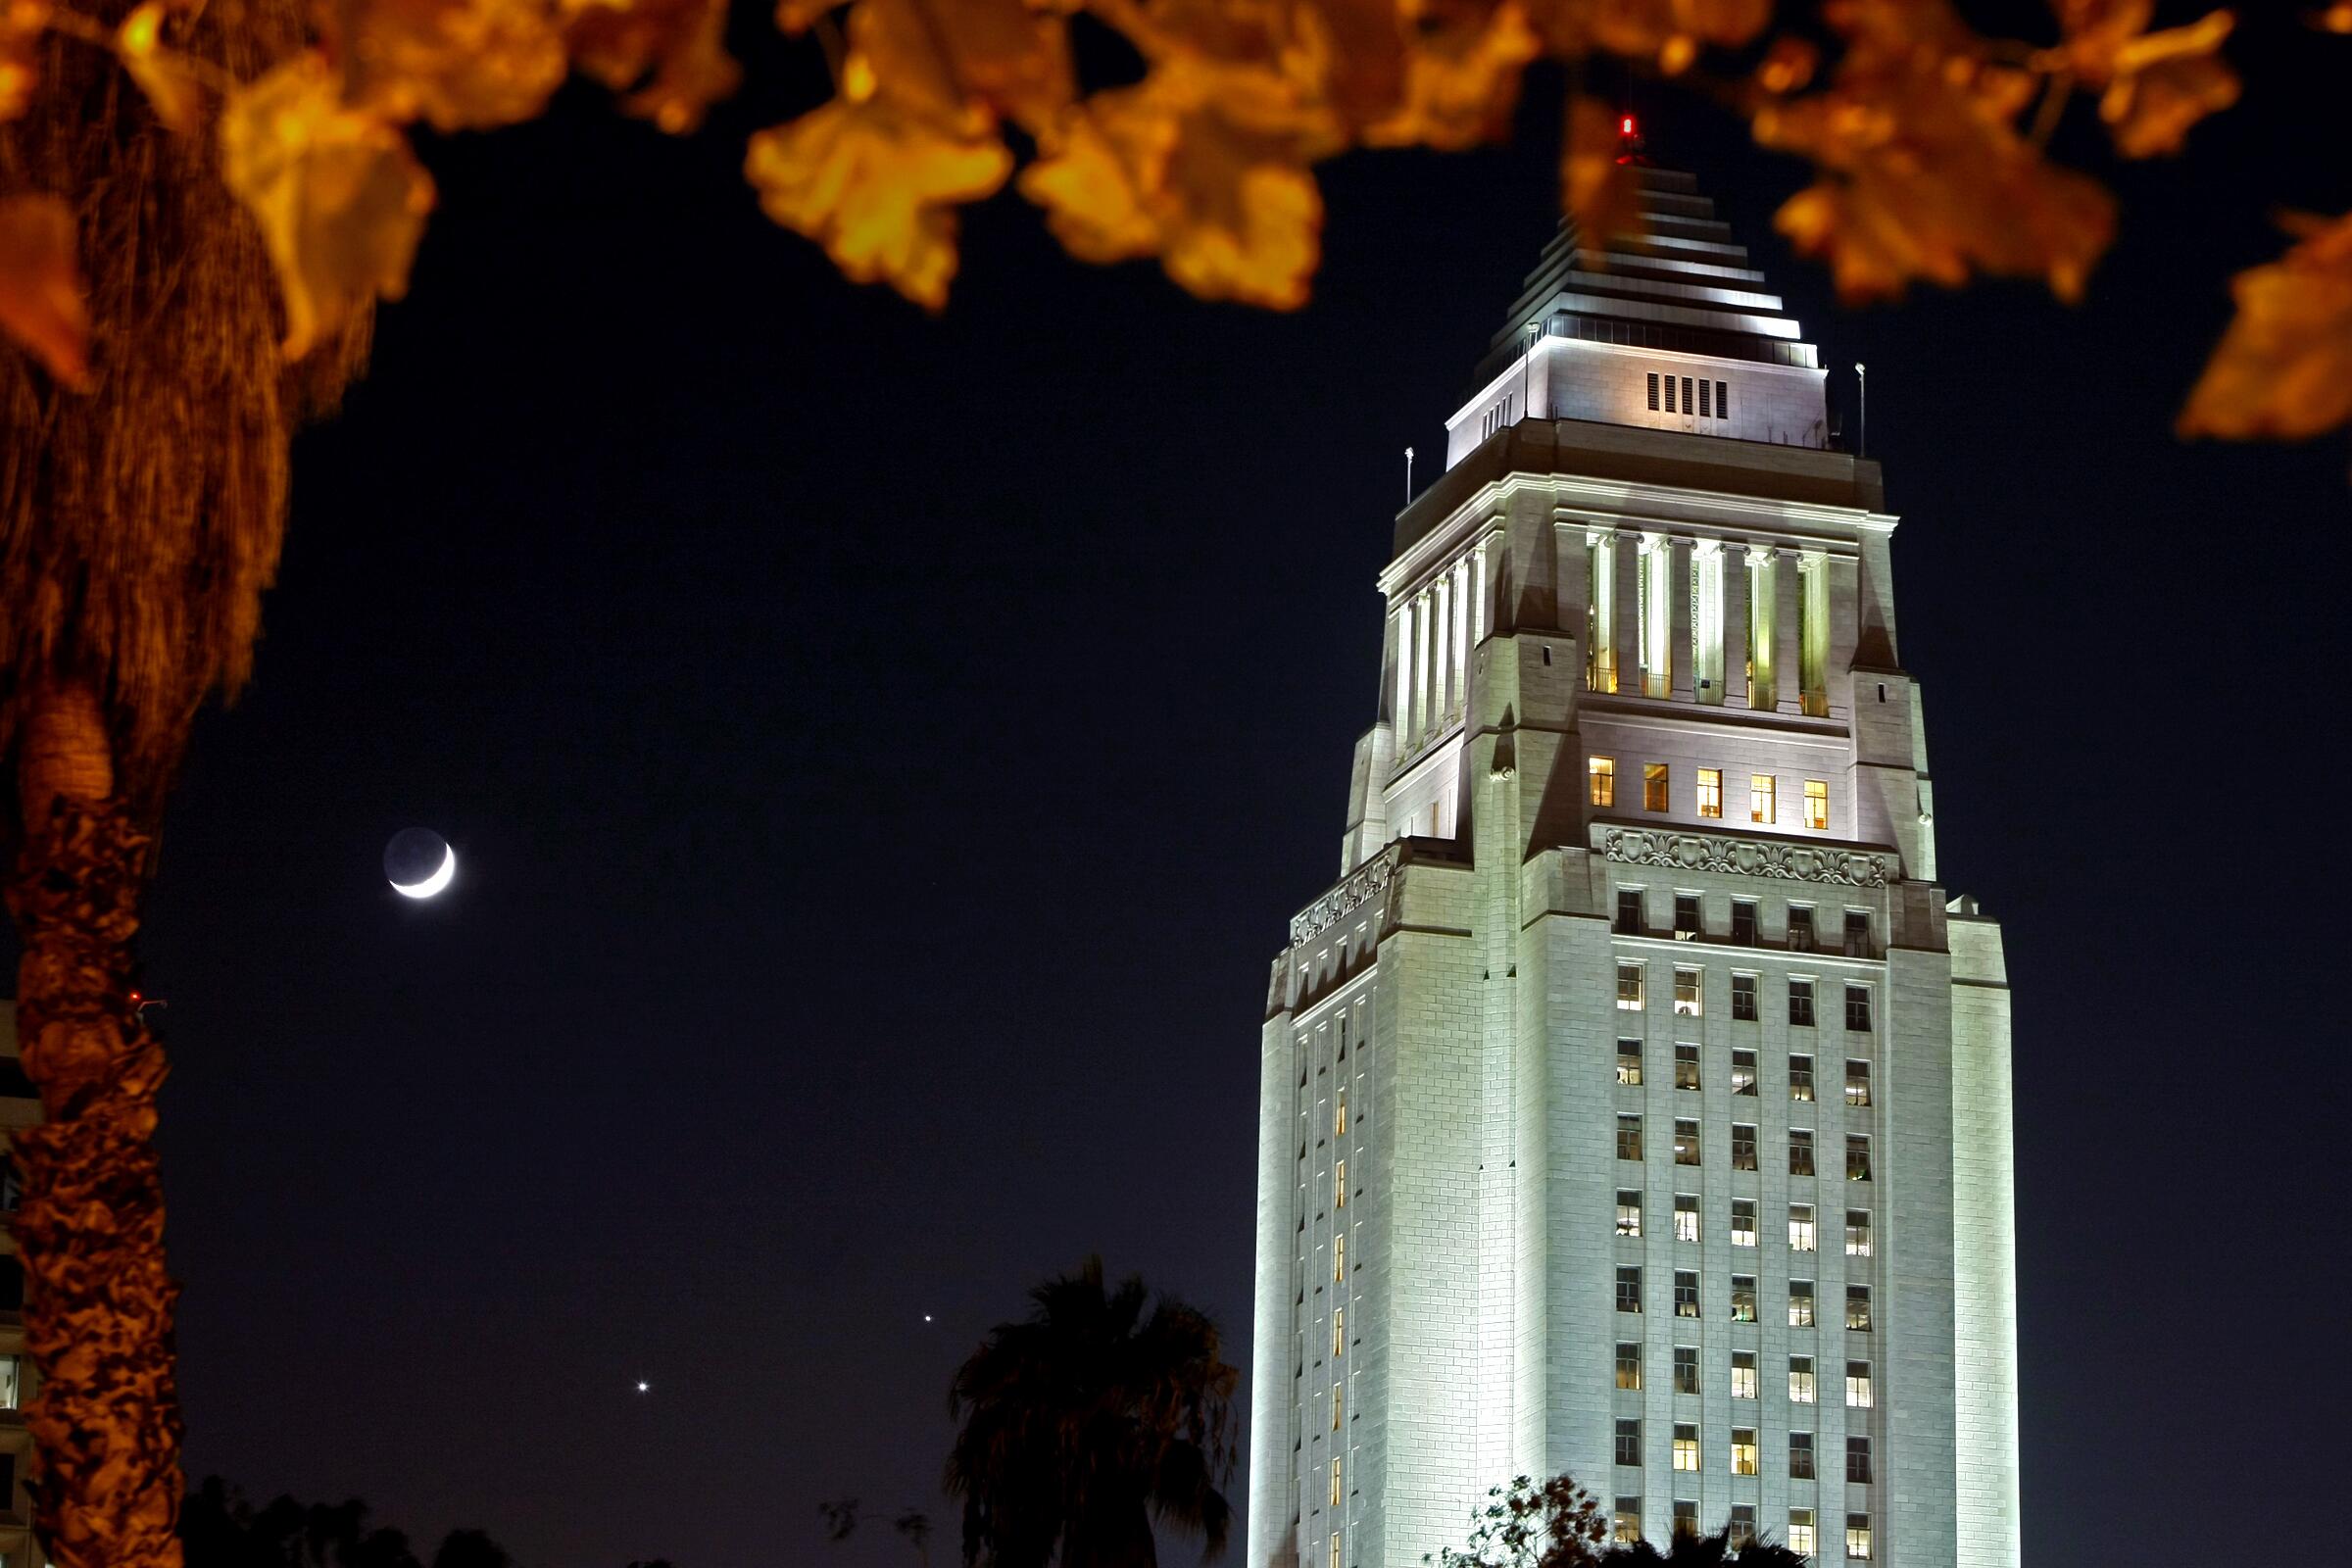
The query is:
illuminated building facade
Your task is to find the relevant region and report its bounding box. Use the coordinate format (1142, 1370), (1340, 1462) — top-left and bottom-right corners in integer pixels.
(1245, 167), (2019, 1568)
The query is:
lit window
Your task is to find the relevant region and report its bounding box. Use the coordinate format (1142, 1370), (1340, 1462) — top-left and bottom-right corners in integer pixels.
(1732, 901), (1758, 946)
(1617, 1266), (1642, 1314)
(1789, 1203), (1817, 1252)
(1616, 1418), (1642, 1466)
(1674, 1346), (1699, 1395)
(1617, 1040), (1643, 1086)
(1618, 1115), (1643, 1162)
(1334, 1234), (1345, 1281)
(0, 1353), (17, 1411)
(1847, 1136), (1872, 1183)
(1331, 1457), (1343, 1505)
(1845, 1209), (1873, 1257)
(1673, 968), (1702, 1017)
(1334, 1383), (1344, 1429)
(1789, 1357), (1816, 1404)
(1673, 1118), (1700, 1166)
(1732, 1123), (1758, 1171)
(1696, 768), (1723, 819)
(1846, 1514), (1873, 1561)
(1674, 1043), (1701, 1091)
(1789, 1507), (1817, 1558)
(1591, 756), (1616, 807)
(1731, 1047), (1757, 1094)
(1618, 963), (1645, 1011)
(1589, 539), (1619, 692)
(1789, 1281), (1816, 1328)
(1613, 1498), (1642, 1546)
(1845, 1060), (1871, 1107)
(1790, 1054), (1816, 1102)
(1617, 1343), (1643, 1391)
(1789, 1129), (1815, 1177)
(1731, 1350), (1758, 1400)
(1731, 1200), (1757, 1248)
(1674, 1269), (1699, 1318)
(1845, 985), (1873, 1032)
(1730, 1275), (1756, 1322)
(1846, 1436), (1873, 1485)
(1672, 1423), (1700, 1472)
(1750, 774), (1776, 823)
(1729, 1506), (1756, 1551)
(1644, 762), (1669, 811)
(1673, 1499), (1699, 1539)
(1804, 780), (1829, 830)
(1617, 1191), (1643, 1237)
(1847, 1287), (1873, 1332)
(1674, 894), (1701, 940)
(1616, 888), (1644, 935)
(1846, 1360), (1874, 1408)
(1789, 979), (1816, 1027)
(1674, 1194), (1699, 1244)
(1732, 1428), (1758, 1476)
(1335, 1090), (1348, 1137)
(1788, 906), (1817, 952)
(1333, 1308), (1344, 1356)
(1335, 1159), (1346, 1206)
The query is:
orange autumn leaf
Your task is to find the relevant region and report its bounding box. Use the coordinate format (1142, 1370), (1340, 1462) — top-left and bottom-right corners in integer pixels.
(115, 2), (206, 136)
(745, 93), (1011, 310)
(219, 54), (436, 358)
(2043, 4), (2238, 158)
(1020, 66), (1323, 310)
(1531, 0), (1768, 68)
(564, 0), (743, 132)
(1358, 0), (1542, 151)
(2179, 211), (2352, 441)
(845, 0), (1071, 132)
(2313, 2), (2352, 32)
(1561, 94), (1641, 249)
(0, 192), (90, 389)
(341, 0), (569, 131)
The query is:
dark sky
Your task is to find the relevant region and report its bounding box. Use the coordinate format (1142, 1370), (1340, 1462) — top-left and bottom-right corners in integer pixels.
(67, 7), (2349, 1567)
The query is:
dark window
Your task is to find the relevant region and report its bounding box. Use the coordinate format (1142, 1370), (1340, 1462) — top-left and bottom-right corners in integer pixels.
(0, 1255), (20, 1310)
(1665, 374), (1677, 414)
(1616, 888), (1644, 935)
(1847, 1135), (1873, 1183)
(1682, 376), (1694, 413)
(1674, 1043), (1701, 1092)
(1732, 900), (1758, 945)
(1617, 1266), (1642, 1313)
(1731, 1275), (1757, 1322)
(1647, 373), (1661, 412)
(1716, 381), (1729, 419)
(0, 1056), (32, 1100)
(1789, 980), (1816, 1027)
(1674, 895), (1701, 940)
(1698, 379), (1712, 418)
(1732, 1123), (1758, 1171)
(1789, 1129), (1816, 1177)
(1617, 1343), (1643, 1390)
(1789, 1054), (1815, 1102)
(1788, 1432), (1816, 1480)
(1788, 906), (1817, 952)
(1674, 1346), (1700, 1394)
(1845, 984), (1873, 1032)
(1673, 1269), (1699, 1318)
(1617, 1114), (1643, 1161)
(1729, 1507), (1755, 1550)
(1847, 1437), (1874, 1485)
(1617, 1418), (1642, 1465)
(1673, 1118), (1701, 1166)
(1847, 1286), (1873, 1331)
(1843, 909), (1872, 957)
(1732, 973), (1758, 1020)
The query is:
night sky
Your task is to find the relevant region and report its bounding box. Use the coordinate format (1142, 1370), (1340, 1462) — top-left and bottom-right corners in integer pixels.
(39, 7), (2346, 1567)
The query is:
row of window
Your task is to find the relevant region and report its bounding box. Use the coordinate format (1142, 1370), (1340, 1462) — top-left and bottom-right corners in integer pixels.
(1619, 890), (1873, 957)
(1620, 1043), (1872, 1103)
(1591, 759), (1831, 830)
(1647, 371), (1730, 421)
(1615, 1266), (1873, 1329)
(1616, 1118), (1875, 1180)
(1618, 964), (1872, 1030)
(1617, 1420), (1874, 1484)
(1585, 532), (1832, 715)
(1615, 1195), (1873, 1253)
(1611, 1503), (1872, 1560)
(1615, 1345), (1874, 1406)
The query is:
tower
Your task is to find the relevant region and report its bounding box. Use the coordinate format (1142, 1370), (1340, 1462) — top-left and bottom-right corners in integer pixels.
(1246, 164), (2020, 1568)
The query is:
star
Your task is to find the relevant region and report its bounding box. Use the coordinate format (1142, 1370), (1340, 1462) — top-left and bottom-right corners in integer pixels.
(635, 1380), (651, 1394)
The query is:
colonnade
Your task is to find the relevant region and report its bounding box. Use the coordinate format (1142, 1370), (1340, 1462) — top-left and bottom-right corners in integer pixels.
(1390, 541), (1491, 757)
(1585, 527), (1834, 716)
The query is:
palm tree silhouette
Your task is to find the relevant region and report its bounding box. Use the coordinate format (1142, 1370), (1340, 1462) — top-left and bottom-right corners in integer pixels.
(947, 1258), (1237, 1568)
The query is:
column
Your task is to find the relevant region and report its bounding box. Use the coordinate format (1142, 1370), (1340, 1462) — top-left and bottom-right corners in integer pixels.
(1471, 540), (1491, 650)
(1669, 536), (1694, 701)
(1393, 599), (1414, 731)
(1431, 576), (1452, 725)
(1452, 557), (1471, 718)
(1691, 538), (1724, 705)
(1614, 531), (1642, 696)
(1775, 549), (1802, 715)
(1416, 588), (1436, 743)
(1723, 543), (1750, 709)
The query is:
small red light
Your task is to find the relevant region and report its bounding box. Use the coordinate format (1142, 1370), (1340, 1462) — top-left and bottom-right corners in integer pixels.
(1621, 116), (1636, 135)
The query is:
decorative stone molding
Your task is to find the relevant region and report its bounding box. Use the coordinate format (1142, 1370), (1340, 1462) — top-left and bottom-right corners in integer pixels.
(1601, 828), (1891, 888)
(1291, 844), (1401, 945)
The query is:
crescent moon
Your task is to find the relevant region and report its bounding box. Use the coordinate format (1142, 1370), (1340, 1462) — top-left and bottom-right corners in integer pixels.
(391, 843), (456, 900)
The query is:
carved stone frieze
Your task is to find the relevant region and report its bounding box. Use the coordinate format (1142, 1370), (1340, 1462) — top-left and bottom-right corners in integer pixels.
(1601, 828), (1891, 888)
(1291, 844), (1401, 946)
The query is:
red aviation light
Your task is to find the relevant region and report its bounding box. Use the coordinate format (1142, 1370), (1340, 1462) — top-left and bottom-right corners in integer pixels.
(1621, 116), (1636, 135)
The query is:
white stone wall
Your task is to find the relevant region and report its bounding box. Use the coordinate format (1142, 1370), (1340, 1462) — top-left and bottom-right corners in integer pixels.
(1445, 342), (1831, 467)
(1949, 917), (2020, 1568)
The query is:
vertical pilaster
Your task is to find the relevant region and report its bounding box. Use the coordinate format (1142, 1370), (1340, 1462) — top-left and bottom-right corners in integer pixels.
(1723, 543), (1750, 709)
(1433, 577), (1453, 726)
(1614, 529), (1641, 695)
(1669, 536), (1694, 701)
(1775, 549), (1802, 715)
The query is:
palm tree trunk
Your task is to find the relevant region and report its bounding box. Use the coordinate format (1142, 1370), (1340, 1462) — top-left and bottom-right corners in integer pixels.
(8, 678), (183, 1568)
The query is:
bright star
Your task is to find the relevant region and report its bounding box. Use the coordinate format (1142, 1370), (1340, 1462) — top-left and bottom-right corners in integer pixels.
(635, 1380), (651, 1393)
